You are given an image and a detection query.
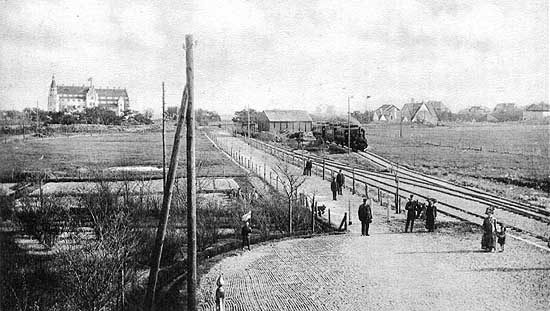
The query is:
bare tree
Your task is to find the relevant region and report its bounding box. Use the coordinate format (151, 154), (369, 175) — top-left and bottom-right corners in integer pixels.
(273, 161), (306, 234)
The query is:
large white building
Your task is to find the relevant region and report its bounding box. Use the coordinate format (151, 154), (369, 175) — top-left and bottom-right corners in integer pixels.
(48, 76), (130, 116)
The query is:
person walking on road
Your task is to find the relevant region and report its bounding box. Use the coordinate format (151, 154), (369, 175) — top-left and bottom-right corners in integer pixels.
(241, 220), (252, 251)
(425, 199), (437, 232)
(405, 195), (416, 232)
(358, 196), (373, 236)
(330, 176), (338, 201)
(336, 170), (345, 195)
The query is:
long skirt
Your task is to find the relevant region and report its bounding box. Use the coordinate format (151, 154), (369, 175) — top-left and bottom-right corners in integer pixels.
(481, 232), (496, 250)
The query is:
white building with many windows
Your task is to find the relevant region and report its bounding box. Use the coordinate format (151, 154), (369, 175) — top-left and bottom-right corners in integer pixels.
(48, 76), (129, 116)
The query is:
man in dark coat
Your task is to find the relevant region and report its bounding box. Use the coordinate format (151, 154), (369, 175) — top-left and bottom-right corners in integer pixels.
(336, 170), (345, 195)
(358, 197), (373, 236)
(404, 195), (416, 232)
(330, 176), (338, 200)
(305, 159), (312, 176)
(241, 221), (252, 250)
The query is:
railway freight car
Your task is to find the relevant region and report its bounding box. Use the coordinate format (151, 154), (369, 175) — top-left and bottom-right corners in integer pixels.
(312, 121), (368, 151)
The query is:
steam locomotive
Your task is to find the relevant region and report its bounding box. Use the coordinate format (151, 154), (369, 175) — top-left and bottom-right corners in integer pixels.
(312, 122), (368, 152)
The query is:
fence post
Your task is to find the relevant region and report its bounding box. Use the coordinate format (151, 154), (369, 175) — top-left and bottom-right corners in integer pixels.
(322, 159), (325, 180)
(377, 187), (381, 202)
(215, 275), (225, 311)
(365, 183), (368, 197)
(344, 212), (348, 231)
(328, 208), (331, 226)
(263, 163), (266, 181)
(352, 168), (355, 194)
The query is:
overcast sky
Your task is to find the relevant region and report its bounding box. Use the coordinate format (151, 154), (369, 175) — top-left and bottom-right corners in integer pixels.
(1, 0), (548, 115)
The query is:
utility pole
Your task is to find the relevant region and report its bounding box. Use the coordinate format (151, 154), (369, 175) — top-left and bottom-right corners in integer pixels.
(247, 105), (250, 141)
(144, 42), (191, 310)
(185, 34), (197, 311)
(399, 116), (403, 138)
(162, 82), (166, 190)
(347, 95), (353, 154)
(36, 101), (39, 132)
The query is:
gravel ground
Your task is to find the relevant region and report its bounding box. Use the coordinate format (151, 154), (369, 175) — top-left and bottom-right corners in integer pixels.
(197, 219), (549, 311)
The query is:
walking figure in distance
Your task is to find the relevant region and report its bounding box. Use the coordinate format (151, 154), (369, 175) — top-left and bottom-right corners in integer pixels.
(358, 196), (373, 236)
(497, 223), (506, 252)
(404, 195), (416, 232)
(336, 170), (345, 195)
(241, 221), (252, 251)
(330, 176), (338, 201)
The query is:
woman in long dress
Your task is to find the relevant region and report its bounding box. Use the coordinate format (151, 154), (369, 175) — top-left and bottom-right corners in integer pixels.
(425, 199), (437, 232)
(481, 208), (497, 252)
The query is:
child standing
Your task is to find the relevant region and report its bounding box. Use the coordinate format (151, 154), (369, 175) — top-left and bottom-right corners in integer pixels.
(497, 224), (506, 252)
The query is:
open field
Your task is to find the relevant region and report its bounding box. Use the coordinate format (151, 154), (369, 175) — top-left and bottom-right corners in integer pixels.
(362, 122), (549, 204)
(0, 124), (243, 181)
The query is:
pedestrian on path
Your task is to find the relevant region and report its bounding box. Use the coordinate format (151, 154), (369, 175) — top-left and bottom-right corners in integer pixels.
(404, 195), (416, 233)
(330, 176), (338, 201)
(425, 199), (437, 232)
(336, 170), (345, 195)
(358, 196), (373, 236)
(241, 220), (252, 251)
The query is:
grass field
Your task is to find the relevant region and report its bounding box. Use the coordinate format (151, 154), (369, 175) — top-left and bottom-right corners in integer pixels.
(0, 123), (244, 180)
(362, 122), (549, 204)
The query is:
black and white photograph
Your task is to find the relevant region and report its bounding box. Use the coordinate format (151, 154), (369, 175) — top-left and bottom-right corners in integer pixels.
(1, 1), (548, 310)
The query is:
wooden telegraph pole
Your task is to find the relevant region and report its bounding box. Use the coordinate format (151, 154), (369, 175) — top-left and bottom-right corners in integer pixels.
(162, 82), (166, 189)
(144, 67), (190, 310)
(185, 34), (198, 311)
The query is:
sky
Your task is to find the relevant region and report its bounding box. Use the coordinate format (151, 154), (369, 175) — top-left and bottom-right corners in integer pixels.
(0, 0), (548, 116)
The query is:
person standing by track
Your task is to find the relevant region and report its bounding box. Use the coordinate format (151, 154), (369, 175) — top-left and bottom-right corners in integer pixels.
(358, 196), (373, 236)
(425, 199), (437, 232)
(404, 195), (416, 232)
(330, 176), (338, 201)
(336, 170), (345, 195)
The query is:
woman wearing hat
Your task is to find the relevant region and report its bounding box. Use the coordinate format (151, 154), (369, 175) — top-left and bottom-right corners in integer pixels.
(481, 207), (498, 252)
(425, 198), (437, 232)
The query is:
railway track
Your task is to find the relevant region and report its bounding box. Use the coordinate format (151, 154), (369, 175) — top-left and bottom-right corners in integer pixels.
(236, 136), (549, 246)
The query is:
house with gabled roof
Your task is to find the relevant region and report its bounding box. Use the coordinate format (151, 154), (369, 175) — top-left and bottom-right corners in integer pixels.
(257, 110), (313, 133)
(401, 100), (449, 125)
(523, 102), (550, 121)
(373, 104), (400, 122)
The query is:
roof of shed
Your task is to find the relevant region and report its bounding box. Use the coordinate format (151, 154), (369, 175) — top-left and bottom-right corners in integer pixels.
(263, 110), (313, 122)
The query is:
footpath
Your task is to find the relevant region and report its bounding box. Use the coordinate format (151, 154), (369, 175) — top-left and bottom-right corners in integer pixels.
(196, 131), (549, 311)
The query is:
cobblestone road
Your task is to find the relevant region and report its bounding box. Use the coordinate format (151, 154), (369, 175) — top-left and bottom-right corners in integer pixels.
(198, 222), (549, 311)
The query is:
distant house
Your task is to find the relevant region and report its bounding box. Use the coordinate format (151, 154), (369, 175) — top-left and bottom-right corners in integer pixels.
(468, 106), (491, 115)
(493, 103), (517, 114)
(523, 102), (550, 121)
(257, 110), (313, 133)
(373, 104), (400, 122)
(401, 101), (449, 125)
(457, 106), (492, 122)
(492, 103), (522, 121)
